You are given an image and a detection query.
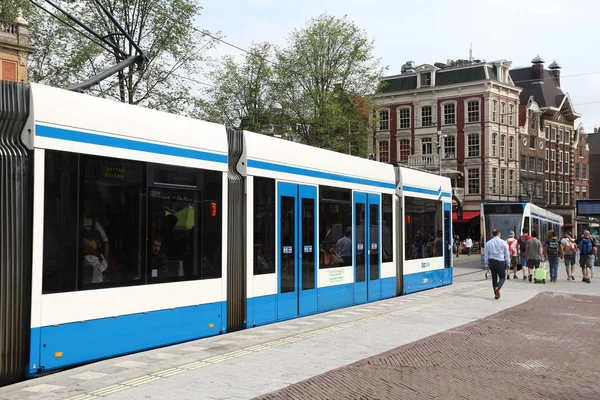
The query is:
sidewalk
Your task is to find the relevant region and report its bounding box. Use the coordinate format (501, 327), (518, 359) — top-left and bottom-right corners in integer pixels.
(254, 291), (600, 400)
(0, 281), (535, 400)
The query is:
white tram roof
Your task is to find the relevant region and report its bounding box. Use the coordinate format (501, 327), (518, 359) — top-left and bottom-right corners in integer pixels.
(399, 166), (452, 201)
(244, 130), (396, 192)
(26, 83), (228, 171)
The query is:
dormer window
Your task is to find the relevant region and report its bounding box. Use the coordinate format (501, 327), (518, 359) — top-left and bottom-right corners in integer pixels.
(421, 72), (431, 87)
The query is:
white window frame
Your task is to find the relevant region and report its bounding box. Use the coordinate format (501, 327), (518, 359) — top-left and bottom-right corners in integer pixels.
(565, 183), (570, 205)
(509, 136), (514, 159)
(467, 133), (480, 158)
(467, 167), (480, 195)
(378, 109), (390, 131)
(421, 106), (432, 127)
(545, 148), (550, 172)
(500, 134), (506, 159)
(378, 140), (390, 163)
(492, 100), (497, 122)
(421, 137), (433, 155)
(492, 168), (498, 193)
(466, 99), (480, 123)
(442, 102), (457, 125)
(509, 104), (514, 126)
(398, 138), (411, 161)
(509, 169), (514, 196)
(492, 133), (497, 157)
(398, 107), (411, 129)
(500, 102), (506, 124)
(500, 169), (506, 195)
(443, 135), (456, 158)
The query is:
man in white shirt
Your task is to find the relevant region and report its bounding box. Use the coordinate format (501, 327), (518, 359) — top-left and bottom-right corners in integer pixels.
(465, 237), (473, 256)
(485, 228), (510, 299)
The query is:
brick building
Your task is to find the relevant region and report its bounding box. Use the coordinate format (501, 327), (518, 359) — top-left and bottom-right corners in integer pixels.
(586, 129), (600, 199)
(511, 56), (583, 231)
(0, 12), (30, 82)
(372, 58), (522, 238)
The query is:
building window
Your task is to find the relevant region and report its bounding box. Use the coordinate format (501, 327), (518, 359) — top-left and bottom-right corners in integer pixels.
(492, 133), (497, 157)
(404, 196), (442, 260)
(398, 108), (410, 129)
(399, 139), (410, 161)
(500, 134), (506, 158)
(467, 100), (480, 123)
(443, 103), (456, 125)
(319, 187), (351, 269)
(520, 155), (527, 170)
(551, 150), (556, 173)
(558, 129), (564, 143)
(492, 168), (498, 194)
(565, 130), (570, 145)
(492, 100), (497, 122)
(544, 126), (549, 139)
(500, 102), (506, 124)
(558, 151), (563, 174)
(509, 136), (514, 159)
(565, 183), (570, 205)
(421, 72), (432, 87)
(551, 127), (556, 141)
(421, 106), (432, 127)
(500, 169), (506, 195)
(535, 183), (541, 198)
(529, 136), (536, 149)
(467, 168), (480, 194)
(583, 164), (587, 179)
(422, 137), (433, 155)
(254, 178), (276, 275)
(536, 158), (543, 174)
(509, 170), (514, 196)
(545, 148), (550, 172)
(444, 135), (456, 158)
(579, 146), (584, 157)
(509, 104), (514, 126)
(565, 152), (569, 173)
(378, 141), (389, 163)
(528, 156), (535, 172)
(467, 134), (480, 157)
(531, 117), (537, 130)
(378, 110), (389, 131)
(575, 164), (581, 179)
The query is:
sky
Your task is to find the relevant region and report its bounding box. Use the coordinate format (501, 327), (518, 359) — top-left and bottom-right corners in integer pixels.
(195, 0), (600, 130)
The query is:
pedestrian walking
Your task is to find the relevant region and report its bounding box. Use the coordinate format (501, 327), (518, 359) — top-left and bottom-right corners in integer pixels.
(526, 231), (543, 283)
(561, 232), (576, 280)
(517, 228), (532, 281)
(506, 231), (518, 279)
(544, 230), (562, 282)
(484, 228), (510, 299)
(575, 230), (596, 283)
(465, 237), (473, 256)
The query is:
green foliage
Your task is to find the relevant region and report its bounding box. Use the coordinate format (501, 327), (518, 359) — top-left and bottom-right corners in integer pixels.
(26, 0), (218, 115)
(0, 0), (31, 21)
(200, 42), (275, 131)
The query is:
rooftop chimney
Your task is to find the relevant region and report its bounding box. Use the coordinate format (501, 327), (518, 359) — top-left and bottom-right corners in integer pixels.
(548, 60), (561, 87)
(531, 55), (544, 84)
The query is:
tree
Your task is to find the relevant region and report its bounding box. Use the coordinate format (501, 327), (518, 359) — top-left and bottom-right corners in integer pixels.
(272, 14), (385, 155)
(26, 0), (218, 115)
(200, 42), (276, 131)
(0, 0), (31, 21)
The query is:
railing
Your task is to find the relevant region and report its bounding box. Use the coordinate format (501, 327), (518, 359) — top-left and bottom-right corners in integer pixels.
(407, 154), (439, 167)
(0, 22), (18, 35)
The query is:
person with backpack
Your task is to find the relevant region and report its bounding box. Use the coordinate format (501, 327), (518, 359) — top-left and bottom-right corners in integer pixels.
(544, 230), (562, 283)
(561, 232), (576, 280)
(506, 231), (518, 279)
(576, 230), (596, 283)
(525, 230), (543, 282)
(517, 228), (532, 281)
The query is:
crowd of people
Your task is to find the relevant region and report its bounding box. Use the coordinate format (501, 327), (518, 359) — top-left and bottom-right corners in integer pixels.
(483, 228), (598, 299)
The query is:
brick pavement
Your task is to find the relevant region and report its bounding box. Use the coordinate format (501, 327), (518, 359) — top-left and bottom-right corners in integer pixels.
(254, 292), (600, 400)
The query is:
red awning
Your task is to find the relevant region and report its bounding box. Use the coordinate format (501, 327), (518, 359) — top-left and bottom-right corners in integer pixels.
(452, 211), (480, 223)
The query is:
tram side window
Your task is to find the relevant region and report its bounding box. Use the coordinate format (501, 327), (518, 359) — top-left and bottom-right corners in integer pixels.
(253, 177), (276, 275)
(532, 218), (539, 236)
(404, 196), (442, 260)
(80, 154), (145, 289)
(382, 194), (393, 262)
(42, 150), (79, 294)
(147, 165), (223, 282)
(319, 186), (352, 268)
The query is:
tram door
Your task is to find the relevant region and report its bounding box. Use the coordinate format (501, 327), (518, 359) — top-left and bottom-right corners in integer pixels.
(353, 192), (381, 303)
(277, 182), (318, 320)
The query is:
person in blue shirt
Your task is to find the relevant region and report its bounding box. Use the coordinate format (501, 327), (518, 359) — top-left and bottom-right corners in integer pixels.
(485, 228), (510, 299)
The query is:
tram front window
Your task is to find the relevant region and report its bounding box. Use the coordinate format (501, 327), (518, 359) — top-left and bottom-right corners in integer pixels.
(485, 214), (521, 241)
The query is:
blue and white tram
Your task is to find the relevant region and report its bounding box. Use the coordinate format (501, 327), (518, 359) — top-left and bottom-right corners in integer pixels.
(480, 202), (564, 248)
(0, 81), (453, 385)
